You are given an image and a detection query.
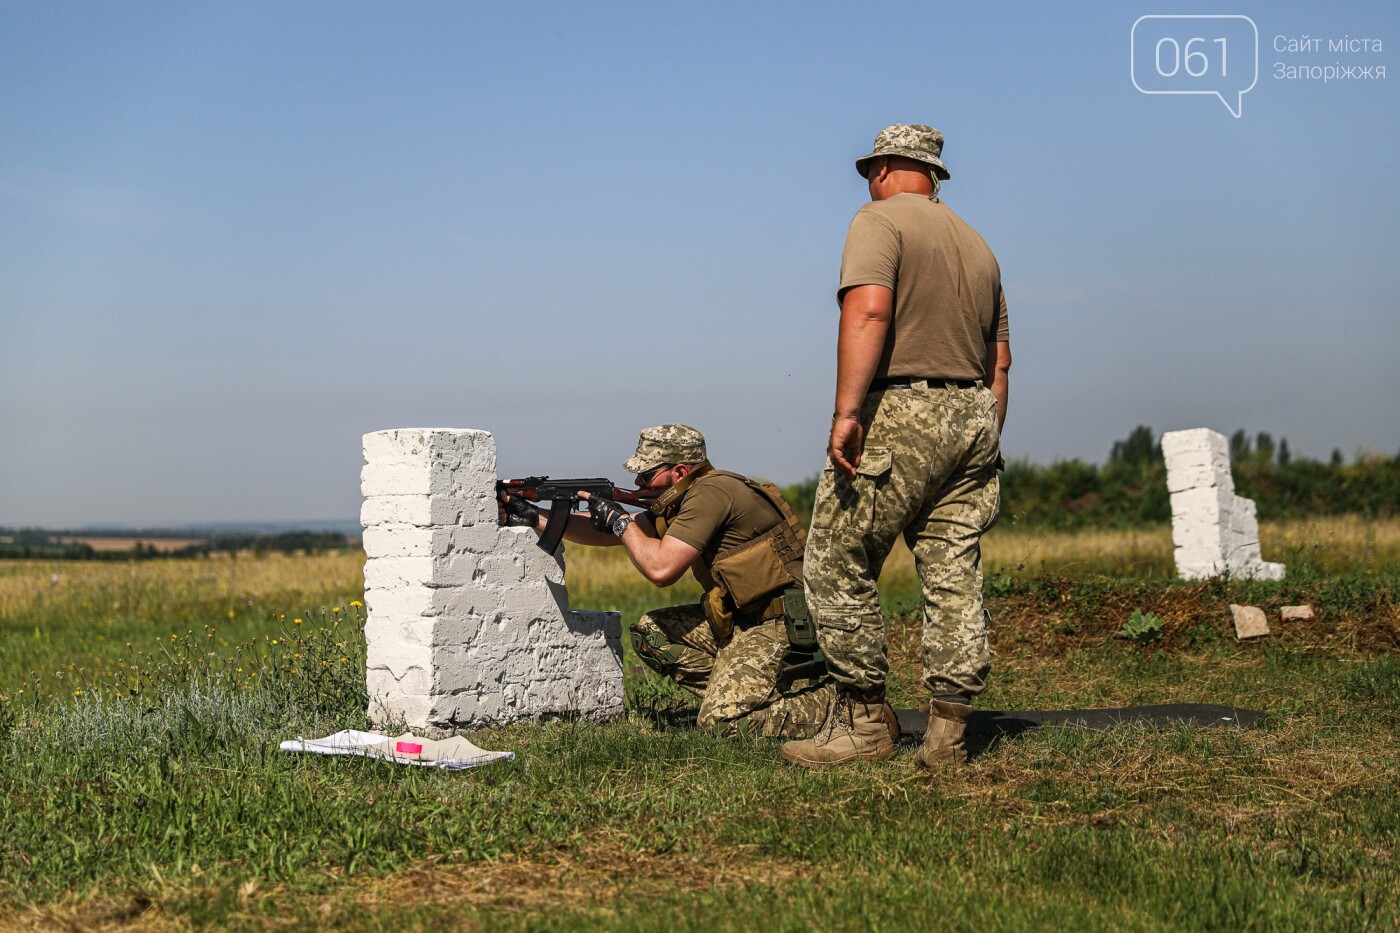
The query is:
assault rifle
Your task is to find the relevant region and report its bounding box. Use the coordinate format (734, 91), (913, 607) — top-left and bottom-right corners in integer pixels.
(496, 477), (661, 554)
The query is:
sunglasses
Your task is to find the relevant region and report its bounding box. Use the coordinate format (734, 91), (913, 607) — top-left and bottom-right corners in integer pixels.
(637, 464), (673, 485)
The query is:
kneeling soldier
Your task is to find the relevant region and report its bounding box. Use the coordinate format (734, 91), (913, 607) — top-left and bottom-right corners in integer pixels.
(503, 425), (890, 740)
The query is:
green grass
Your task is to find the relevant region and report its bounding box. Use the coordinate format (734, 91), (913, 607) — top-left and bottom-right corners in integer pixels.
(0, 540), (1397, 930)
(0, 553), (362, 702)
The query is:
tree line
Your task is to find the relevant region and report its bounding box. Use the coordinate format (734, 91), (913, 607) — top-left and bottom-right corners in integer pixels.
(781, 427), (1400, 530)
(6, 427), (1393, 560)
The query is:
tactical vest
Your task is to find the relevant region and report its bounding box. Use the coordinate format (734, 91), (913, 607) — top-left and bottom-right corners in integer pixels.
(650, 463), (806, 639)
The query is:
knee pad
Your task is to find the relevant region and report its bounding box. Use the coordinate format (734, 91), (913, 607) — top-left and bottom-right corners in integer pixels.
(630, 623), (685, 674)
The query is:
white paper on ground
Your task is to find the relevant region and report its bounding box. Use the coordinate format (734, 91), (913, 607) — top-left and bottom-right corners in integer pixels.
(278, 729), (514, 770)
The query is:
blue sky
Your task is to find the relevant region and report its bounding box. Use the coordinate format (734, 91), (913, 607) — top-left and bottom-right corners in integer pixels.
(2, 1), (1396, 524)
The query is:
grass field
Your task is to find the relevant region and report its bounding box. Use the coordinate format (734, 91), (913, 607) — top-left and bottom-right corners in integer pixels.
(1, 519), (1396, 930)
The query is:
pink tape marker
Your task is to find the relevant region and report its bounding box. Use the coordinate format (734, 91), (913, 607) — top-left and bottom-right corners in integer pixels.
(395, 741), (423, 756)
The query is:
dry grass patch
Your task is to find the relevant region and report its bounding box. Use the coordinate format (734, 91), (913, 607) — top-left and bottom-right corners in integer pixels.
(8, 839), (811, 932)
(350, 836), (807, 912)
(0, 551), (365, 620)
(878, 515), (1400, 588)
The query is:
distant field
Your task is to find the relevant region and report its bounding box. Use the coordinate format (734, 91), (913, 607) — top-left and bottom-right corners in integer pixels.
(53, 536), (206, 553)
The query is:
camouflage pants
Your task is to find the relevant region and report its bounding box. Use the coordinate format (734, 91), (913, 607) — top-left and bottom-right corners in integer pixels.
(631, 604), (835, 739)
(805, 383), (1000, 700)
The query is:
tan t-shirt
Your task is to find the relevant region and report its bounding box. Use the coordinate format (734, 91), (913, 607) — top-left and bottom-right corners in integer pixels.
(838, 193), (1009, 381)
(664, 473), (783, 590)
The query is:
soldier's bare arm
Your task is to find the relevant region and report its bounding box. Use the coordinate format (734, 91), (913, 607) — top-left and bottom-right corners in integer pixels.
(830, 283), (894, 477)
(984, 340), (1011, 431)
(617, 526), (701, 587)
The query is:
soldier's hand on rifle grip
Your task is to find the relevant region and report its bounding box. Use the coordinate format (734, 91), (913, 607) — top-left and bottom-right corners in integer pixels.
(586, 496), (626, 534)
(500, 494), (540, 528)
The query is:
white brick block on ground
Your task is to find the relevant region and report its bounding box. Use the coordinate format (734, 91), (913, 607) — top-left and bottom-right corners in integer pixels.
(1162, 428), (1285, 581)
(361, 429), (623, 735)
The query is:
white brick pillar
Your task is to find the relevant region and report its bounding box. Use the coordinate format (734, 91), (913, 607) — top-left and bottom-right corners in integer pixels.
(1161, 428), (1285, 581)
(360, 429), (623, 734)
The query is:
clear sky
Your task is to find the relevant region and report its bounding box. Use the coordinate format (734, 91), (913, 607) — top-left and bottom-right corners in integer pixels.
(2, 0), (1396, 525)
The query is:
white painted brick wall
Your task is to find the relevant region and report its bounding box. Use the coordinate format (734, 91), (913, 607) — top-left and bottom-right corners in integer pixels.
(1161, 428), (1285, 581)
(361, 429), (623, 735)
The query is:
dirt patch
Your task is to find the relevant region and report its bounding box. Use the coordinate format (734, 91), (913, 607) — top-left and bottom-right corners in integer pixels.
(900, 582), (1400, 659)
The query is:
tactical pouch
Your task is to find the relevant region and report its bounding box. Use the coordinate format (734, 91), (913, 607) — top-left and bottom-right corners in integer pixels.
(710, 536), (799, 611)
(703, 586), (735, 641)
(781, 586), (817, 650)
(776, 586), (828, 692)
(777, 648), (828, 693)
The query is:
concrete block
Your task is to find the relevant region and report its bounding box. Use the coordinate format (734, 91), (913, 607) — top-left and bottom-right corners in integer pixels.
(1280, 605), (1315, 622)
(361, 428), (624, 733)
(1163, 429), (1233, 494)
(367, 691), (435, 731)
(428, 552), (485, 588)
(363, 556), (434, 592)
(363, 628), (433, 674)
(361, 523), (433, 558)
(1177, 560), (1225, 581)
(362, 495), (432, 528)
(433, 524), (502, 558)
(1163, 428), (1285, 582)
(364, 584), (435, 619)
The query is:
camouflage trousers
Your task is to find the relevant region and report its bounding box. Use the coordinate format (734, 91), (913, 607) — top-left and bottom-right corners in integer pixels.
(805, 382), (1000, 700)
(631, 604), (835, 739)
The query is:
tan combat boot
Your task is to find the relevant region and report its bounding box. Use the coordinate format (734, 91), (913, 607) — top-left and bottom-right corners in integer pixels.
(780, 688), (896, 768)
(914, 699), (972, 768)
(882, 702), (901, 745)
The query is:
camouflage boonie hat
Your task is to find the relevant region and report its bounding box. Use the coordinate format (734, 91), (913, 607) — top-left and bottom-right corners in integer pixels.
(855, 123), (951, 180)
(622, 424), (707, 474)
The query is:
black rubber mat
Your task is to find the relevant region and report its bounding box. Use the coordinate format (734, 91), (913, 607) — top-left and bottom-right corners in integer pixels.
(895, 703), (1267, 738)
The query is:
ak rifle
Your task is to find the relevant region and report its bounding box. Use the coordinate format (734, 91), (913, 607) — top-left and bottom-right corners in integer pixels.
(496, 477), (660, 554)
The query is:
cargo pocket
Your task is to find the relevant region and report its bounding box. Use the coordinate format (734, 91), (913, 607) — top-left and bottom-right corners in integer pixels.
(814, 612), (862, 633)
(812, 446), (893, 535)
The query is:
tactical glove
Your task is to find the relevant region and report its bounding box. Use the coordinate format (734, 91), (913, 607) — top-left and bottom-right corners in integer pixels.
(501, 495), (540, 527)
(587, 496), (627, 533)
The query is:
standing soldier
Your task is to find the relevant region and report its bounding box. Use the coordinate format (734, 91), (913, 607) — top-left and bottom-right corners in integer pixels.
(502, 425), (858, 739)
(781, 124), (1012, 769)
